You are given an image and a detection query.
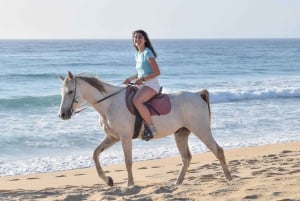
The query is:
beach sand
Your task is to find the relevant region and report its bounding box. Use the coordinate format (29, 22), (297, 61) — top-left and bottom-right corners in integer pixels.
(1, 141), (299, 201)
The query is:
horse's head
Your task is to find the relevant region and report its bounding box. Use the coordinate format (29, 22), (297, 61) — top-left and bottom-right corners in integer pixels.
(58, 71), (85, 120)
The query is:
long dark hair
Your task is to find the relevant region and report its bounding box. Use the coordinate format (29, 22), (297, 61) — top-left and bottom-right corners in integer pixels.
(132, 30), (157, 58)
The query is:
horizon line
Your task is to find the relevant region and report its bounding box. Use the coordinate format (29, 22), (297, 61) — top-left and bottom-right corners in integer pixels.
(0, 37), (300, 40)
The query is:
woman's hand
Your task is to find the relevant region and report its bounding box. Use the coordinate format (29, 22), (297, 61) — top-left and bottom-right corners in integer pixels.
(123, 74), (138, 85)
(135, 78), (144, 85)
(123, 78), (131, 85)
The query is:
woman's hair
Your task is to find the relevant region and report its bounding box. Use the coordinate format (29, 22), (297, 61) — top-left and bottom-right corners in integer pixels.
(132, 30), (157, 58)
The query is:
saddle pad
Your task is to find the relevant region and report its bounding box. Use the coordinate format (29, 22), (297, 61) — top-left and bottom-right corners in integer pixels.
(125, 87), (171, 116)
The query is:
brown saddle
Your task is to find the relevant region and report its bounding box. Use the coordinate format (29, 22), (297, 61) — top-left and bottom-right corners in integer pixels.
(125, 86), (171, 139)
(125, 86), (171, 116)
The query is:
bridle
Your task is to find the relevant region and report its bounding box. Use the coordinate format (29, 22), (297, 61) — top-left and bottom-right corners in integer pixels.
(65, 77), (88, 115)
(69, 77), (84, 114)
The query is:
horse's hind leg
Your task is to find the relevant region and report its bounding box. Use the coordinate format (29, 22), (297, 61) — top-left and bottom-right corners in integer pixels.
(120, 137), (134, 186)
(93, 136), (119, 186)
(174, 127), (192, 185)
(214, 143), (232, 180)
(195, 130), (232, 181)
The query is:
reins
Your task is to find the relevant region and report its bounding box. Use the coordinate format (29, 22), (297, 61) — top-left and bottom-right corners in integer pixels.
(72, 78), (130, 115)
(96, 82), (135, 104)
(96, 86), (128, 104)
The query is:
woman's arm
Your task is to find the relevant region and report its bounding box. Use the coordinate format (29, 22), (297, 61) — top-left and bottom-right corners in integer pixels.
(143, 58), (160, 81)
(135, 58), (160, 85)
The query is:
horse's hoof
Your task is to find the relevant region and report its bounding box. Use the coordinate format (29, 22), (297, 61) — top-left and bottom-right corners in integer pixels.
(107, 176), (114, 186)
(226, 174), (233, 181)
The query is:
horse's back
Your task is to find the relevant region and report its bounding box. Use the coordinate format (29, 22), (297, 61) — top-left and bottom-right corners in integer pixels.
(167, 90), (210, 122)
(168, 90), (208, 106)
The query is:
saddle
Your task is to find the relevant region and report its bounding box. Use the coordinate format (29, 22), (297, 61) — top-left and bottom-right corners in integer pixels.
(125, 86), (171, 139)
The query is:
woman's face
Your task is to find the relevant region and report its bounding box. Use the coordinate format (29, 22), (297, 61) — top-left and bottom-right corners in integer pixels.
(132, 32), (145, 49)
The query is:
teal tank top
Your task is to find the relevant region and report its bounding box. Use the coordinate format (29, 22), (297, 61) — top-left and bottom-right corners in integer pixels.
(135, 47), (155, 78)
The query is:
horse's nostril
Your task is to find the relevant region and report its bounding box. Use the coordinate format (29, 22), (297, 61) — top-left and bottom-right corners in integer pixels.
(59, 113), (65, 118)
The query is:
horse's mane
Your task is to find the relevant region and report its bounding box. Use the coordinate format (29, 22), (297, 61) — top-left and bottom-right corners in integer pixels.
(77, 75), (106, 93)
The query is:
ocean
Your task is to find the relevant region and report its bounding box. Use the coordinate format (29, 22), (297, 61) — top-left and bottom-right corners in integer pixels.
(0, 39), (299, 176)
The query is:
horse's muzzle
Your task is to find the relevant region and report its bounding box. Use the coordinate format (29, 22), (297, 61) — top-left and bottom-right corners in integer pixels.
(58, 110), (72, 120)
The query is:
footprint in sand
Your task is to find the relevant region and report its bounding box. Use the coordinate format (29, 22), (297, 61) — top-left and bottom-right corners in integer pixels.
(200, 164), (217, 170)
(166, 170), (177, 174)
(26, 177), (39, 180)
(56, 175), (66, 178)
(74, 173), (86, 176)
(114, 169), (125, 172)
(288, 169), (300, 174)
(281, 150), (293, 154)
(252, 166), (288, 177)
(9, 178), (20, 181)
(138, 167), (147, 170)
(154, 185), (177, 194)
(229, 160), (241, 166)
(286, 158), (294, 162)
(187, 168), (198, 173)
(246, 159), (259, 164)
(244, 194), (259, 199)
(273, 192), (282, 196)
(200, 174), (217, 181)
(291, 161), (300, 168)
(187, 176), (197, 181)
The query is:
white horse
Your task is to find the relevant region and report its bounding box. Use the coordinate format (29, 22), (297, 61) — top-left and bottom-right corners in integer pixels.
(58, 71), (232, 186)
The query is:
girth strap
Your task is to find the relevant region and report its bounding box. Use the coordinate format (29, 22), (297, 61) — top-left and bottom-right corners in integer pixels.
(133, 111), (143, 139)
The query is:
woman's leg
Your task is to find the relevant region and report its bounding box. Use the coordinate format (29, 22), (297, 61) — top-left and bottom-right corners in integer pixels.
(133, 86), (157, 126)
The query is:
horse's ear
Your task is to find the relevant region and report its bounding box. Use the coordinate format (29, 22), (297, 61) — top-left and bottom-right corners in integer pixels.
(67, 71), (74, 80)
(59, 75), (65, 82)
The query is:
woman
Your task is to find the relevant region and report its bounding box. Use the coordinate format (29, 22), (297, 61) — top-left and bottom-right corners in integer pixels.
(123, 30), (161, 141)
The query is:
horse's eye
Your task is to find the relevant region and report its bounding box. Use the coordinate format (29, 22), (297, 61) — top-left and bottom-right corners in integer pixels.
(68, 91), (73, 95)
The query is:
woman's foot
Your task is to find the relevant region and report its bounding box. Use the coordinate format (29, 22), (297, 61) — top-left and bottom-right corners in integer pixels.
(143, 124), (158, 141)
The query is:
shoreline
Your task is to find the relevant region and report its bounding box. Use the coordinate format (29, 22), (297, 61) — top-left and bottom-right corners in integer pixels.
(1, 141), (300, 201)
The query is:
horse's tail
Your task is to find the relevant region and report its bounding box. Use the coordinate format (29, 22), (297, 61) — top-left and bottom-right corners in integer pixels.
(198, 89), (211, 123)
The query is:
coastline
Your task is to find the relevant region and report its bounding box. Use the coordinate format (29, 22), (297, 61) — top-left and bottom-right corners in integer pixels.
(1, 141), (300, 201)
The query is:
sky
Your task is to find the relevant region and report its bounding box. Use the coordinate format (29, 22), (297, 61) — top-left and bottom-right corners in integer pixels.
(0, 0), (300, 39)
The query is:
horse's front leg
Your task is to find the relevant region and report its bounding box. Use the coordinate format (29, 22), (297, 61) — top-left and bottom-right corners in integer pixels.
(121, 137), (134, 186)
(93, 136), (119, 186)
